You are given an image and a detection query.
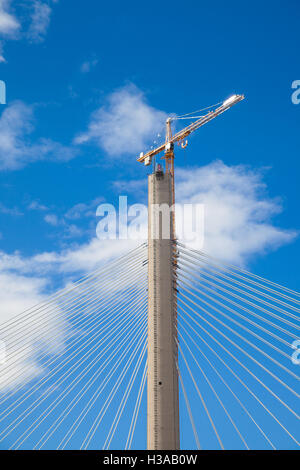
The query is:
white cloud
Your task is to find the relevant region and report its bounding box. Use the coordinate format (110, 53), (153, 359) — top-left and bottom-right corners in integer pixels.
(0, 0), (20, 37)
(44, 213), (59, 226)
(0, 161), (297, 392)
(175, 161), (297, 264)
(7, 160), (292, 274)
(0, 236), (140, 392)
(0, 237), (139, 283)
(0, 270), (68, 392)
(0, 162), (296, 274)
(27, 1), (52, 44)
(113, 160), (297, 265)
(74, 84), (167, 157)
(0, 101), (77, 170)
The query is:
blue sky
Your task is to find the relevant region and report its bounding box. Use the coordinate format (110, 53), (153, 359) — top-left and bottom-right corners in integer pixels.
(0, 0), (299, 283)
(0, 0), (299, 450)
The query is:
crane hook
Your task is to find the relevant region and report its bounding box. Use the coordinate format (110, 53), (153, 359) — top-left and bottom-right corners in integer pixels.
(179, 139), (188, 149)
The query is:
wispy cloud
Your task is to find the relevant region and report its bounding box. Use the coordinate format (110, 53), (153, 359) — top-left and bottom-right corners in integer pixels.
(43, 213), (84, 239)
(65, 197), (103, 220)
(42, 198), (106, 241)
(0, 101), (78, 170)
(0, 41), (5, 62)
(0, 0), (56, 60)
(44, 213), (59, 226)
(74, 84), (167, 157)
(0, 202), (22, 216)
(44, 212), (85, 239)
(27, 200), (48, 211)
(0, 0), (20, 37)
(27, 1), (52, 44)
(80, 57), (98, 74)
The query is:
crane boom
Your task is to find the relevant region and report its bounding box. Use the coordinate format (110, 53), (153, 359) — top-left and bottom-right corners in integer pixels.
(137, 94), (244, 164)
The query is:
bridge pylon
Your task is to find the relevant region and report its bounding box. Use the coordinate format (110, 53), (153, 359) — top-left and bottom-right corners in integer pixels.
(147, 167), (180, 450)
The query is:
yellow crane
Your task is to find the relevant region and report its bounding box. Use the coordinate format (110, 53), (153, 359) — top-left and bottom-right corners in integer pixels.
(137, 93), (244, 236)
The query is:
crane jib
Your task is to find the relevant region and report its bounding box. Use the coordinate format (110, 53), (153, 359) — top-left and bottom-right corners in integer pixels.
(137, 94), (244, 164)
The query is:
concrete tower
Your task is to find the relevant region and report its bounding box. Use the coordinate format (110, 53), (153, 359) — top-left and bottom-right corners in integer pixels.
(147, 168), (180, 450)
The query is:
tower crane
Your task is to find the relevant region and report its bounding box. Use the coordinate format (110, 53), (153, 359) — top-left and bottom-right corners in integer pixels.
(137, 93), (245, 237)
(142, 93), (244, 449)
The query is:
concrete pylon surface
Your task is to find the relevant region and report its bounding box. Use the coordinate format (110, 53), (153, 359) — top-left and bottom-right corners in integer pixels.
(147, 170), (180, 450)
